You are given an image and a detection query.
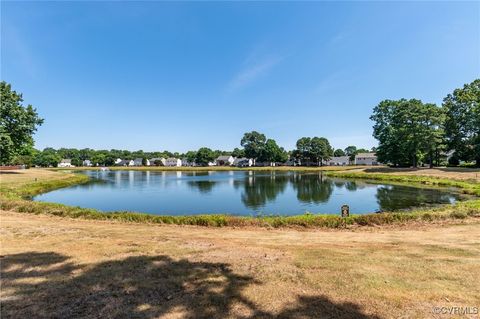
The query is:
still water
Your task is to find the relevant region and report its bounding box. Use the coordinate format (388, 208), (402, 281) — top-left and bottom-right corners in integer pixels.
(34, 170), (462, 216)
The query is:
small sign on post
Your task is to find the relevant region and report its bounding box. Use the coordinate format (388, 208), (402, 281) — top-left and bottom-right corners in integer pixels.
(341, 205), (350, 218)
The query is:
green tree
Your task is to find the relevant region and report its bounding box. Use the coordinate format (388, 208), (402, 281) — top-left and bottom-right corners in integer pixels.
(240, 131), (266, 165)
(231, 147), (245, 158)
(334, 149), (346, 157)
(309, 137), (333, 166)
(195, 147), (215, 166)
(443, 79), (480, 166)
(294, 137), (332, 166)
(34, 148), (60, 167)
(185, 151), (197, 163)
(294, 137), (312, 164)
(371, 99), (444, 167)
(0, 82), (44, 164)
(259, 139), (288, 164)
(344, 146), (357, 162)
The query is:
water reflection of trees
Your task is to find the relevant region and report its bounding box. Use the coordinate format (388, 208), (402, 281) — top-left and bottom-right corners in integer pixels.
(376, 185), (455, 211)
(238, 172), (290, 210)
(291, 173), (334, 204)
(235, 172), (342, 209)
(187, 180), (218, 194)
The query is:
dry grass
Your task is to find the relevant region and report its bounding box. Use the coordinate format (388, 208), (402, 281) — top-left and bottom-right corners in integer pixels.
(351, 167), (480, 181)
(1, 211), (479, 318)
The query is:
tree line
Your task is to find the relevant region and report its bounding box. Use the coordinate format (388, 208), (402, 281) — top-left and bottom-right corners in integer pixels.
(17, 137), (372, 167)
(1, 79), (478, 167)
(371, 79), (479, 167)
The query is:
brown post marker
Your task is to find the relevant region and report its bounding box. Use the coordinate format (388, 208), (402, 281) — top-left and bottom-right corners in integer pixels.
(341, 205), (350, 218)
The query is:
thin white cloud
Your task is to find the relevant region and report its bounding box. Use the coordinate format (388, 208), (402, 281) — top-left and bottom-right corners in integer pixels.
(227, 54), (283, 92)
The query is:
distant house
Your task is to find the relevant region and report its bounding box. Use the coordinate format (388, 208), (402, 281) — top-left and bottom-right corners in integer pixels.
(165, 157), (182, 167)
(114, 158), (122, 165)
(355, 153), (379, 165)
(325, 156), (350, 166)
(133, 158), (149, 166)
(285, 159), (300, 166)
(233, 158), (253, 167)
(82, 160), (92, 167)
(216, 155), (235, 166)
(58, 159), (73, 168)
(117, 159), (134, 166)
(181, 158), (195, 167)
(150, 157), (166, 166)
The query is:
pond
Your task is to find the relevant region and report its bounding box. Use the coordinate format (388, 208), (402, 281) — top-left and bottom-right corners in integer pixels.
(34, 170), (464, 216)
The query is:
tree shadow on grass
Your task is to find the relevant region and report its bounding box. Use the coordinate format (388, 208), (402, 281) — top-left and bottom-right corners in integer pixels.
(1, 252), (380, 319)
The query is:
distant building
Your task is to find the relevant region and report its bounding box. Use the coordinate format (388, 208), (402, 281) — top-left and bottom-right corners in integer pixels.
(165, 158), (182, 167)
(216, 155), (235, 166)
(355, 153), (379, 165)
(233, 158), (253, 167)
(117, 159), (134, 166)
(58, 159), (73, 168)
(325, 156), (350, 166)
(133, 158), (149, 166)
(114, 158), (122, 165)
(82, 160), (93, 167)
(285, 159), (300, 166)
(149, 158), (166, 166)
(181, 158), (195, 167)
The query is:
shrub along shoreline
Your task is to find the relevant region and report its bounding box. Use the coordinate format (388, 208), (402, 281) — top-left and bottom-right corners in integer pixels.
(1, 169), (479, 228)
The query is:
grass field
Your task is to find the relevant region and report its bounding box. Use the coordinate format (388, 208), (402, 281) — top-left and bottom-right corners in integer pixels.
(1, 211), (479, 318)
(1, 168), (479, 318)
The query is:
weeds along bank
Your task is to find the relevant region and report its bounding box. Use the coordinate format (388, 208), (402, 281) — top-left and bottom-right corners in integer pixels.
(1, 169), (479, 228)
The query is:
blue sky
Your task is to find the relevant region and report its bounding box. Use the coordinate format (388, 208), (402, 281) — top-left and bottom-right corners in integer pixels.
(1, 1), (479, 152)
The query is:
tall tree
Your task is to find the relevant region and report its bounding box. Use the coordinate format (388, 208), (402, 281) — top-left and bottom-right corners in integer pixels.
(0, 82), (44, 164)
(443, 79), (480, 166)
(294, 137), (332, 166)
(294, 137), (312, 164)
(195, 147), (215, 166)
(260, 139), (288, 164)
(371, 99), (444, 167)
(309, 137), (333, 166)
(240, 131), (266, 165)
(344, 146), (357, 162)
(231, 147), (245, 158)
(334, 149), (346, 157)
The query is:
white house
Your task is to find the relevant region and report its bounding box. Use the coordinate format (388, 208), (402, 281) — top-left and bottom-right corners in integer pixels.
(325, 156), (350, 166)
(114, 158), (122, 165)
(165, 157), (182, 167)
(58, 159), (73, 168)
(82, 159), (92, 167)
(355, 153), (379, 165)
(133, 158), (149, 166)
(233, 158), (253, 167)
(216, 155), (235, 166)
(117, 159), (134, 166)
(149, 158), (165, 166)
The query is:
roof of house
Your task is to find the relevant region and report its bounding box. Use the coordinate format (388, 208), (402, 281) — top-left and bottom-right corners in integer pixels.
(166, 157), (179, 161)
(149, 157), (165, 161)
(217, 155), (233, 161)
(133, 158), (143, 162)
(83, 159), (91, 163)
(233, 157), (249, 162)
(60, 159), (71, 163)
(355, 153), (376, 158)
(329, 156), (350, 162)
